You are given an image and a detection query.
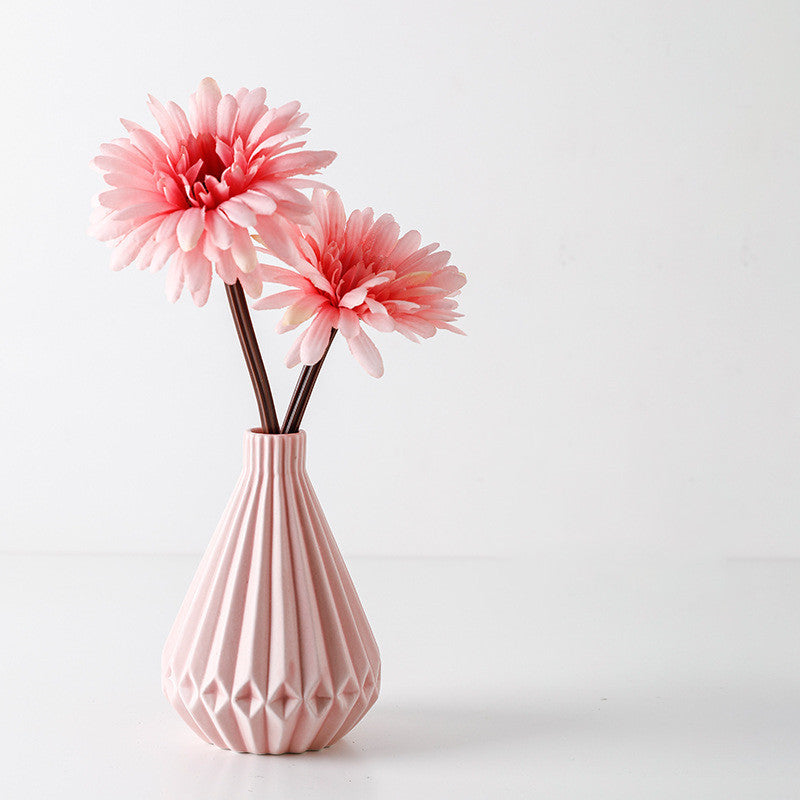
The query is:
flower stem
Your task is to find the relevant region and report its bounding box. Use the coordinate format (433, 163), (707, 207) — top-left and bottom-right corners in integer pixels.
(282, 329), (337, 434)
(225, 281), (280, 434)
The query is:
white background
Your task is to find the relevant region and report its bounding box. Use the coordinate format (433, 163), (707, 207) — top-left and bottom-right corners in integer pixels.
(1, 2), (799, 797)
(1, 0), (798, 560)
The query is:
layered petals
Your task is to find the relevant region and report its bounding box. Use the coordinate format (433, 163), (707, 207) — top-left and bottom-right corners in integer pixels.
(253, 189), (466, 376)
(89, 78), (336, 306)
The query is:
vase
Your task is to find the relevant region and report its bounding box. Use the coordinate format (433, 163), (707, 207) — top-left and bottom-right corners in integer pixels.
(161, 430), (381, 754)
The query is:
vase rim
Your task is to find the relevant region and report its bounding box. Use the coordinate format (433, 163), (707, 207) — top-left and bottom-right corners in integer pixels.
(246, 428), (306, 439)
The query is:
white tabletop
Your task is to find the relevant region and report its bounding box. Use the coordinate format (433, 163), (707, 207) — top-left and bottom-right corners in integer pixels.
(1, 552), (798, 799)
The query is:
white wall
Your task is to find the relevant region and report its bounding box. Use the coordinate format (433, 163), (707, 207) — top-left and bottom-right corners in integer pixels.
(1, 0), (798, 558)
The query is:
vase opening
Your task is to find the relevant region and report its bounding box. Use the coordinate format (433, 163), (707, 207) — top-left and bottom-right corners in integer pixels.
(248, 428), (306, 438)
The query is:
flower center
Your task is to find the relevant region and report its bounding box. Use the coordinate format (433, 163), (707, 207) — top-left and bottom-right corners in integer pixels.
(189, 132), (226, 188)
(314, 240), (380, 303)
(160, 133), (242, 210)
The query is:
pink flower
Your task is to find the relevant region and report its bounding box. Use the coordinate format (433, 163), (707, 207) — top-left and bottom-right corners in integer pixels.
(252, 190), (466, 377)
(89, 78), (335, 305)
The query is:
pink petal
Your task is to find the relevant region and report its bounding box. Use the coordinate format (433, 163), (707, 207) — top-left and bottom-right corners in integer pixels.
(98, 160), (155, 187)
(266, 150), (336, 179)
(436, 322), (466, 335)
(255, 181), (311, 213)
(393, 321), (421, 343)
(235, 87), (268, 138)
(292, 261), (335, 295)
(434, 268), (467, 293)
(109, 217), (162, 271)
(310, 188), (330, 237)
(397, 316), (437, 338)
(134, 236), (159, 269)
(254, 214), (301, 266)
(98, 142), (152, 170)
(347, 330), (384, 378)
(285, 329), (307, 368)
(91, 154), (141, 175)
(184, 251), (213, 306)
(190, 77), (222, 133)
(389, 299), (422, 312)
(279, 294), (327, 331)
(337, 308), (361, 338)
(216, 94), (239, 140)
(253, 100), (301, 144)
(214, 250), (239, 284)
(205, 209), (234, 248)
(147, 94), (181, 150)
(344, 208), (372, 252)
(220, 197), (257, 228)
(418, 249), (452, 272)
(176, 207), (205, 251)
(244, 106), (279, 150)
(128, 128), (168, 163)
(284, 177), (335, 191)
(202, 233), (220, 262)
(155, 211), (182, 242)
(258, 263), (309, 289)
(149, 238), (176, 272)
(112, 201), (173, 221)
(119, 118), (140, 133)
(166, 101), (192, 141)
(191, 278), (212, 306)
(339, 275), (390, 309)
(88, 215), (137, 242)
(182, 248), (211, 290)
(300, 306), (337, 365)
(325, 190), (346, 240)
(367, 214), (400, 255)
(339, 286), (369, 309)
(239, 270), (263, 298)
(109, 234), (145, 272)
(252, 289), (303, 310)
(387, 230), (422, 269)
(165, 259), (184, 302)
(230, 226), (259, 273)
(98, 187), (166, 210)
(237, 189), (278, 216)
(362, 312), (395, 333)
(364, 297), (388, 314)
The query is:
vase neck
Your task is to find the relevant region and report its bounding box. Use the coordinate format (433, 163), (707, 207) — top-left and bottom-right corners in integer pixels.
(242, 430), (307, 475)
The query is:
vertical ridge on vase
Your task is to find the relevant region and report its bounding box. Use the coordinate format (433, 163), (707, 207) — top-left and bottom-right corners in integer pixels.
(240, 456), (272, 753)
(167, 436), (265, 750)
(165, 469), (255, 745)
(290, 478), (356, 741)
(283, 471), (336, 752)
(291, 488), (351, 750)
(291, 465), (380, 747)
(216, 474), (263, 753)
(187, 465), (259, 751)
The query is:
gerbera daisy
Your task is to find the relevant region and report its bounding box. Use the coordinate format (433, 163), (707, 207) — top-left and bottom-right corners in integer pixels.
(88, 78), (335, 305)
(252, 189), (466, 378)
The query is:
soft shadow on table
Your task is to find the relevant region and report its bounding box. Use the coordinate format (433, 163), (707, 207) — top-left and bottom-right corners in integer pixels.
(347, 699), (547, 757)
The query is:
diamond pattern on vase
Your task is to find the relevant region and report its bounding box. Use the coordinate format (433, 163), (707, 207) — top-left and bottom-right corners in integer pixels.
(234, 682), (267, 719)
(200, 679), (229, 714)
(161, 430), (381, 755)
(267, 684), (302, 720)
(305, 683), (334, 718)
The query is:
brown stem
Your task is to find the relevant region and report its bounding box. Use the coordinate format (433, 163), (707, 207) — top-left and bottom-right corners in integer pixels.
(282, 329), (337, 434)
(225, 281), (280, 434)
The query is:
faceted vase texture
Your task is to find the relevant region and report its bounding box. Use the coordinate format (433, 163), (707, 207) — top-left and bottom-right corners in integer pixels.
(161, 430), (381, 754)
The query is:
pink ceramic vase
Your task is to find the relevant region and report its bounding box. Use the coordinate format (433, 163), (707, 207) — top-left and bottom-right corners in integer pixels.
(161, 430), (381, 754)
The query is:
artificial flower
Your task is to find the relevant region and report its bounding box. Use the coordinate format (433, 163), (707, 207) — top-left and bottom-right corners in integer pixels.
(89, 78), (335, 305)
(252, 189), (466, 377)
